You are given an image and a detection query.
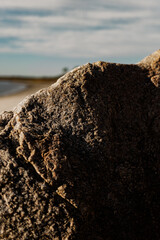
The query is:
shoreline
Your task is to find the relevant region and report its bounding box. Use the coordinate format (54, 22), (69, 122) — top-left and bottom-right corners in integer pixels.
(0, 80), (28, 97)
(0, 79), (56, 114)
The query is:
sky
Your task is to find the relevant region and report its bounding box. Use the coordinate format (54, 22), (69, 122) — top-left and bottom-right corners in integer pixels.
(0, 0), (160, 76)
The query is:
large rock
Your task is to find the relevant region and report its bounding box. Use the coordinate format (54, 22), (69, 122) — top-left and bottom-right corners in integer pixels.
(0, 50), (160, 240)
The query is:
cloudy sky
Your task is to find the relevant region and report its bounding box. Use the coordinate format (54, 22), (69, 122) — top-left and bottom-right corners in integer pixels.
(0, 0), (159, 76)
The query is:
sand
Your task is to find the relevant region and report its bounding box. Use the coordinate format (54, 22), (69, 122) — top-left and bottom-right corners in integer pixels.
(0, 80), (54, 114)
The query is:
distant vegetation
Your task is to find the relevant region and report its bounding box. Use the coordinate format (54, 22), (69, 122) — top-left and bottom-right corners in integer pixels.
(0, 67), (71, 83)
(0, 75), (60, 83)
(62, 67), (69, 74)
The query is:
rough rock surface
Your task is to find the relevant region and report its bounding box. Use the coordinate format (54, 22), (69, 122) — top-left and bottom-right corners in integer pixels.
(0, 50), (160, 240)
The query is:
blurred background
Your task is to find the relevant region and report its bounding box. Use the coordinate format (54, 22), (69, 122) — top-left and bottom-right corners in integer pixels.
(0, 0), (160, 112)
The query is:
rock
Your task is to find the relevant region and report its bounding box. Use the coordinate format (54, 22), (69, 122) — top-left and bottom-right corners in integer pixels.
(0, 50), (160, 240)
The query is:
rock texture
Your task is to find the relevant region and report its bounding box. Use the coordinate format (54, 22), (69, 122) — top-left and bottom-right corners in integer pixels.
(0, 50), (160, 240)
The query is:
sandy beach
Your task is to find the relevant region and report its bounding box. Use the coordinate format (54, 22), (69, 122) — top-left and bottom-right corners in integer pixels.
(0, 80), (55, 114)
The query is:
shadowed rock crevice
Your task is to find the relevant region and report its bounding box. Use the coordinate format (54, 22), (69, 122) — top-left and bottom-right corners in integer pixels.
(0, 50), (160, 239)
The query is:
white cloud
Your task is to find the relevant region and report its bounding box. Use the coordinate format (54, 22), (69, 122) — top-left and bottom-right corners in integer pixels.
(0, 0), (70, 9)
(0, 0), (159, 60)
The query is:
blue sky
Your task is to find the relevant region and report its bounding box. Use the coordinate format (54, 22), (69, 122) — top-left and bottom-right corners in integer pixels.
(0, 0), (160, 76)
